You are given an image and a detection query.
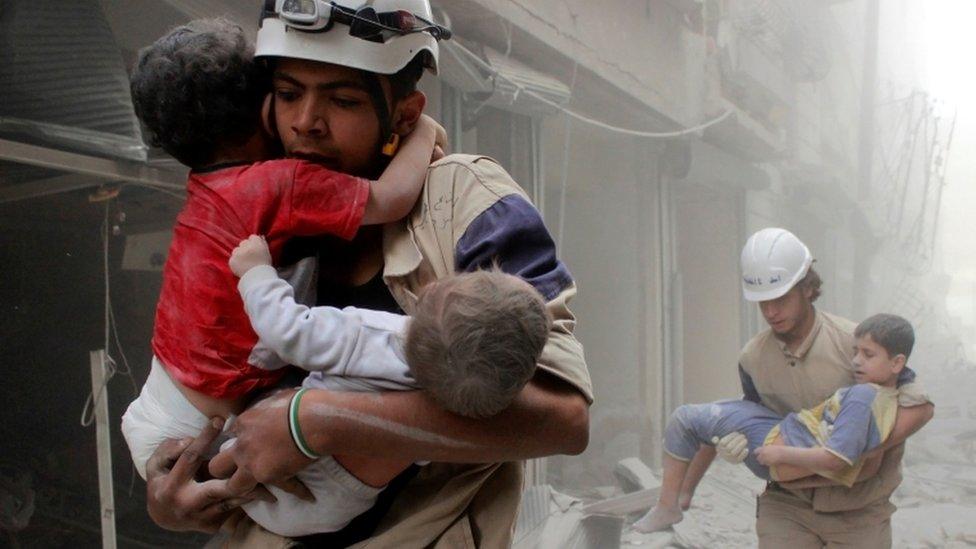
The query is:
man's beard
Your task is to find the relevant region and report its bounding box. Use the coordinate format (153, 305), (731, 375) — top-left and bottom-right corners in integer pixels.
(770, 308), (814, 345)
(771, 322), (798, 343)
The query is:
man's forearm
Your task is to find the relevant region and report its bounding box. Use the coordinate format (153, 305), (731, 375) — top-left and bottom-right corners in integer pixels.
(778, 451), (884, 490)
(779, 475), (836, 489)
(299, 373), (589, 462)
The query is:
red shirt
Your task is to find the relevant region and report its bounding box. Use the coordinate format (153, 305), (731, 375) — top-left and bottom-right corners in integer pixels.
(152, 160), (370, 399)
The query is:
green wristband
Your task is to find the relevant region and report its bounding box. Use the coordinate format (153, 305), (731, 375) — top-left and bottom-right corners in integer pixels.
(288, 388), (321, 460)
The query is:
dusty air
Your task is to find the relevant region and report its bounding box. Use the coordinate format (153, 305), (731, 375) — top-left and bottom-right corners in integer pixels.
(1, 0), (974, 547)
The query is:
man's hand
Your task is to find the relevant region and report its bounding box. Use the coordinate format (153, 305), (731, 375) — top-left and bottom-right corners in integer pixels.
(209, 389), (314, 502)
(712, 432), (748, 463)
(753, 445), (786, 467)
(145, 418), (266, 533)
(229, 235), (272, 277)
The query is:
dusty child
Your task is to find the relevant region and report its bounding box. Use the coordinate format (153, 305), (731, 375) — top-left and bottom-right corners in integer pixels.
(121, 18), (443, 478)
(224, 235), (552, 536)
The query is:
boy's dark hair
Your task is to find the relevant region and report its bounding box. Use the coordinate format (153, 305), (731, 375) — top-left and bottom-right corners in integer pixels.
(855, 313), (915, 359)
(405, 270), (551, 419)
(130, 18), (269, 169)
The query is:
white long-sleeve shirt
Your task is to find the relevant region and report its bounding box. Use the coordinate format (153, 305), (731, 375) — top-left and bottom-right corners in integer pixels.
(237, 265), (416, 393)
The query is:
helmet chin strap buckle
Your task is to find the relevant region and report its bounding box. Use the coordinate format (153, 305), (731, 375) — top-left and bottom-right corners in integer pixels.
(381, 132), (400, 156)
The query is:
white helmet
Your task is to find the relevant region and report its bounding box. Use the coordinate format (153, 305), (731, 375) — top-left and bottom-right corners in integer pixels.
(740, 228), (813, 302)
(255, 0), (448, 74)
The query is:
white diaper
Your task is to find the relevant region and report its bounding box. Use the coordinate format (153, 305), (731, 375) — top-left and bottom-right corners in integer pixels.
(123, 357), (384, 537)
(120, 357), (211, 479)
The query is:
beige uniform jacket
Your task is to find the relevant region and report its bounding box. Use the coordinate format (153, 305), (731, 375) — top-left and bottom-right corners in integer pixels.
(357, 155), (591, 547)
(739, 310), (931, 513)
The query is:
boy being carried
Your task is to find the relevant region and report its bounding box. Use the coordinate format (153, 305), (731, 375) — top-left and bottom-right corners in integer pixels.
(121, 18), (445, 479)
(224, 235), (552, 536)
(635, 313), (916, 533)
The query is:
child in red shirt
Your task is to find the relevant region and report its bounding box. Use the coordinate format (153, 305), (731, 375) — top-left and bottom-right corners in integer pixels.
(121, 18), (442, 478)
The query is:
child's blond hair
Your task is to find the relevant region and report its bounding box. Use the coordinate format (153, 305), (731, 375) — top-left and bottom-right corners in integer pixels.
(405, 270), (551, 418)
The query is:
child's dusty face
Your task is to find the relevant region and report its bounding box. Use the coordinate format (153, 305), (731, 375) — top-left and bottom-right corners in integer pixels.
(852, 334), (902, 386)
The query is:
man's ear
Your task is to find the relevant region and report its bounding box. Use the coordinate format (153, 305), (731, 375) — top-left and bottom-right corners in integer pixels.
(391, 91), (427, 135)
(800, 284), (815, 302)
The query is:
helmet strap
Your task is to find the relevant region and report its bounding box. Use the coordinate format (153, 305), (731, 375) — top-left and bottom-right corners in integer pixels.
(263, 94), (279, 140)
(362, 71), (395, 160)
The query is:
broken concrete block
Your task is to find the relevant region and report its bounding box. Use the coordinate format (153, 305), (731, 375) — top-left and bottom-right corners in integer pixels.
(613, 457), (660, 494)
(514, 484), (623, 549)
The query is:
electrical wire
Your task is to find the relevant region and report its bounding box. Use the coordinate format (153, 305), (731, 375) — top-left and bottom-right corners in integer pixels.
(80, 200), (140, 427)
(76, 197), (144, 495)
(449, 41), (734, 138)
(80, 202), (117, 428)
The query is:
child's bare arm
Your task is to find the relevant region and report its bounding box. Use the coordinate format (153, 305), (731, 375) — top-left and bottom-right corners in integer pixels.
(754, 445), (848, 479)
(361, 115), (446, 225)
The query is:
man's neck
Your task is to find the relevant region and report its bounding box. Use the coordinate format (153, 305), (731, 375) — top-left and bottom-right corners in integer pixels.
(317, 226), (385, 286)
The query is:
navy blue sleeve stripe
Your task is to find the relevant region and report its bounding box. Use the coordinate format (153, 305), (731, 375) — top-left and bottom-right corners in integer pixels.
(739, 365), (762, 403)
(454, 194), (573, 301)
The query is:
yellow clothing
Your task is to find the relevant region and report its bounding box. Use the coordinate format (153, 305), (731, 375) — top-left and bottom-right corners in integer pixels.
(764, 384), (899, 487)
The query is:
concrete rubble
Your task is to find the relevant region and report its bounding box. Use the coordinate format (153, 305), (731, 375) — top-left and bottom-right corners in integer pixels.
(513, 484), (623, 549)
(533, 417), (976, 549)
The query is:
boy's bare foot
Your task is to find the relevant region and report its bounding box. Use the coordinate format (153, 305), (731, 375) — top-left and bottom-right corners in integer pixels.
(632, 505), (683, 533)
(678, 491), (693, 511)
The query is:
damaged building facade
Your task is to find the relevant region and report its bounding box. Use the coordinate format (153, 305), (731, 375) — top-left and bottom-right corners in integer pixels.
(0, 0), (964, 545)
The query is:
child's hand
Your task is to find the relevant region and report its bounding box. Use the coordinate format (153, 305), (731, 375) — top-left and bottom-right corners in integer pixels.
(417, 114), (448, 151)
(753, 445), (784, 466)
(229, 235), (272, 277)
(431, 144), (446, 163)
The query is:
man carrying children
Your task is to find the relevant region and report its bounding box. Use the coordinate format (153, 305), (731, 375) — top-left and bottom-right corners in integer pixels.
(137, 0), (592, 546)
(687, 228), (935, 548)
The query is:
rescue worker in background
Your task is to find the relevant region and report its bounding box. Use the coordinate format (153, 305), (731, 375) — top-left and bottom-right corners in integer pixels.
(143, 0), (592, 546)
(681, 227), (934, 548)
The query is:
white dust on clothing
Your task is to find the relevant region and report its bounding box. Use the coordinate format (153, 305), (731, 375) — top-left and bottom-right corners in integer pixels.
(304, 401), (479, 451)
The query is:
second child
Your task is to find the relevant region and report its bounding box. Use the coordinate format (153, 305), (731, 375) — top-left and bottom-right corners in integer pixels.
(635, 313), (916, 533)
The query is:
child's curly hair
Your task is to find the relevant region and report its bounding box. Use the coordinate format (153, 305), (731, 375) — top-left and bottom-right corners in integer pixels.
(130, 18), (269, 168)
